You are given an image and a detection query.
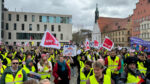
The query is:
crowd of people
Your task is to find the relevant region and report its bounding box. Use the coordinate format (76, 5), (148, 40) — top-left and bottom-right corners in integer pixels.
(0, 45), (150, 84)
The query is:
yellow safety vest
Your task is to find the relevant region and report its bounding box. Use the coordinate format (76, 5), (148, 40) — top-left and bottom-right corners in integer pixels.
(80, 68), (93, 84)
(89, 74), (111, 84)
(0, 65), (7, 78)
(6, 57), (11, 66)
(126, 72), (141, 83)
(137, 61), (147, 76)
(23, 65), (35, 74)
(38, 65), (51, 79)
(106, 68), (111, 77)
(12, 51), (17, 59)
(107, 56), (120, 74)
(67, 59), (70, 67)
(5, 69), (24, 84)
(80, 61), (85, 69)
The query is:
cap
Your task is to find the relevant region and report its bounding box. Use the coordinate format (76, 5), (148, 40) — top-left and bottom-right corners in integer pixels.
(126, 57), (137, 65)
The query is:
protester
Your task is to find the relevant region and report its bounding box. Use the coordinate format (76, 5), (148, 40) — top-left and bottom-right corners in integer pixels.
(39, 79), (51, 84)
(86, 61), (114, 84)
(118, 56), (145, 84)
(105, 50), (121, 84)
(79, 61), (93, 84)
(38, 54), (52, 80)
(1, 58), (28, 84)
(23, 79), (38, 84)
(53, 56), (71, 84)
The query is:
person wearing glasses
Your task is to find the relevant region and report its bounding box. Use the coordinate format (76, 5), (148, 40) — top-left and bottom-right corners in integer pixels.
(0, 58), (27, 84)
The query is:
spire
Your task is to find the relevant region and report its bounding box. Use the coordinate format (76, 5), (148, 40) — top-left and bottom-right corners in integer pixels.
(95, 3), (99, 23)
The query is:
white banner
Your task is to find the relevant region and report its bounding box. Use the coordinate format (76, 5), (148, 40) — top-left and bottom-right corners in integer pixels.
(63, 45), (77, 56)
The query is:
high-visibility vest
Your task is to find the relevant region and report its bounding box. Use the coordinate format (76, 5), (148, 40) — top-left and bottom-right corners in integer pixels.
(23, 65), (35, 74)
(79, 61), (85, 69)
(106, 68), (111, 77)
(0, 65), (7, 78)
(80, 68), (93, 84)
(6, 57), (11, 66)
(137, 61), (147, 76)
(126, 72), (142, 83)
(12, 51), (17, 59)
(1, 52), (8, 59)
(107, 56), (120, 74)
(67, 59), (70, 67)
(5, 69), (24, 84)
(89, 74), (111, 84)
(38, 65), (51, 79)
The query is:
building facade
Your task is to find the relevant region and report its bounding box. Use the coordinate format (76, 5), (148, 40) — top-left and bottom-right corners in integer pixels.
(131, 0), (150, 37)
(98, 17), (132, 47)
(3, 11), (72, 46)
(140, 21), (150, 41)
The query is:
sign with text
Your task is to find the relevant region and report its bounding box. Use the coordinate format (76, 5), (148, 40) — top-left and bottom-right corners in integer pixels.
(63, 45), (77, 56)
(102, 37), (114, 51)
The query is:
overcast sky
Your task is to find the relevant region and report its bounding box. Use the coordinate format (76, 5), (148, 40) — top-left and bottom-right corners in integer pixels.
(4, 0), (139, 32)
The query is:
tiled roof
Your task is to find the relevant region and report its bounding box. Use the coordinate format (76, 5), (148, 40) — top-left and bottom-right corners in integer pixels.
(97, 17), (130, 33)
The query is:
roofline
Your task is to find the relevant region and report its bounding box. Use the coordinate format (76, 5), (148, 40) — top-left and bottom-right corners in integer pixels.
(4, 11), (72, 17)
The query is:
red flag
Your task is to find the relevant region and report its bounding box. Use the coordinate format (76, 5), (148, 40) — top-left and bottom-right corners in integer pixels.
(30, 36), (33, 40)
(85, 38), (90, 51)
(102, 37), (114, 51)
(94, 40), (99, 48)
(40, 30), (60, 49)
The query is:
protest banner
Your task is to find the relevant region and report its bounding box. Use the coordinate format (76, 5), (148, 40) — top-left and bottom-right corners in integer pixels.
(63, 45), (77, 56)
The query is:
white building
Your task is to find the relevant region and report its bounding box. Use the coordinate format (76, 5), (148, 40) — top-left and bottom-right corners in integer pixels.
(140, 21), (150, 41)
(92, 4), (101, 44)
(3, 11), (72, 46)
(92, 23), (101, 43)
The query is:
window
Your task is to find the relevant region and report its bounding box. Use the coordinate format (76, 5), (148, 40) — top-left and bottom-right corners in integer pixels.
(47, 16), (49, 22)
(122, 31), (124, 35)
(32, 15), (35, 22)
(37, 24), (40, 31)
(5, 42), (8, 45)
(14, 42), (16, 45)
(8, 14), (11, 21)
(24, 15), (27, 21)
(29, 24), (32, 31)
(16, 14), (19, 21)
(147, 24), (149, 29)
(44, 25), (47, 31)
(58, 25), (61, 32)
(53, 33), (56, 38)
(14, 23), (17, 30)
(144, 24), (146, 29)
(60, 34), (63, 40)
(39, 16), (42, 22)
(128, 31), (130, 35)
(6, 23), (9, 30)
(37, 42), (40, 46)
(8, 32), (11, 39)
(17, 33), (44, 40)
(21, 42), (24, 45)
(22, 24), (25, 30)
(122, 38), (124, 42)
(51, 25), (54, 31)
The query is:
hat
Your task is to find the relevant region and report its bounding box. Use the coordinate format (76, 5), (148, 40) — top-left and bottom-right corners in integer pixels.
(41, 54), (46, 58)
(126, 57), (137, 65)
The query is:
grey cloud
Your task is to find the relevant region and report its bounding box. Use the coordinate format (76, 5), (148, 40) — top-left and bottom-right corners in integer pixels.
(5, 0), (139, 31)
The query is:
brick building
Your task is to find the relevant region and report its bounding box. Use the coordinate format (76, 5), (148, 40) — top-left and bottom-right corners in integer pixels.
(132, 0), (150, 37)
(97, 17), (132, 47)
